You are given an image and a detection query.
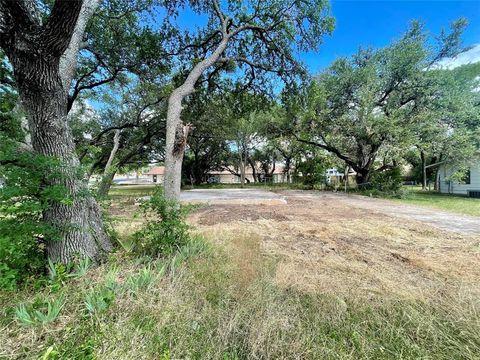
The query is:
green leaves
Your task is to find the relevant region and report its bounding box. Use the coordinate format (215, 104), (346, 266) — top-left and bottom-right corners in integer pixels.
(0, 136), (75, 289)
(134, 187), (192, 257)
(294, 19), (477, 186)
(15, 295), (65, 326)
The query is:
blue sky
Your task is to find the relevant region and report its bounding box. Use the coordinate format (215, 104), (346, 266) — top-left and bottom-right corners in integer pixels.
(170, 1), (480, 74)
(302, 0), (480, 73)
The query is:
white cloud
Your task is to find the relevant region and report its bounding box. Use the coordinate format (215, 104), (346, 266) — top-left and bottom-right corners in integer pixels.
(435, 44), (480, 69)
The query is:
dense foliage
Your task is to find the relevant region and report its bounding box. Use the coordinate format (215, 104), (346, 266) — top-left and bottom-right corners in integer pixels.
(134, 188), (192, 256)
(0, 138), (70, 289)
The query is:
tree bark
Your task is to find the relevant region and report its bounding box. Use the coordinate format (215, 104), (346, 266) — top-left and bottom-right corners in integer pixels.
(1, 0), (112, 263)
(355, 170), (370, 186)
(97, 130), (121, 198)
(20, 60), (112, 262)
(420, 150), (427, 190)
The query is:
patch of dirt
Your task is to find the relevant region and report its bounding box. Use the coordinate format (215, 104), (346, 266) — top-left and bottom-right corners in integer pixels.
(190, 192), (480, 300)
(192, 204), (289, 225)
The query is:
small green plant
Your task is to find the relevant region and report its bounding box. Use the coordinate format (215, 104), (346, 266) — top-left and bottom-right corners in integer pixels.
(125, 266), (159, 292)
(14, 303), (35, 326)
(178, 237), (209, 259)
(15, 295), (65, 326)
(84, 284), (116, 315)
(69, 257), (91, 279)
(41, 346), (60, 360)
(117, 237), (136, 253)
(134, 188), (191, 257)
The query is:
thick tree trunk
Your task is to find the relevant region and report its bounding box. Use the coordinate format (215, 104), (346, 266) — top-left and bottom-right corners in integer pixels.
(18, 60), (112, 263)
(355, 170), (370, 187)
(0, 0), (111, 263)
(163, 34), (230, 200)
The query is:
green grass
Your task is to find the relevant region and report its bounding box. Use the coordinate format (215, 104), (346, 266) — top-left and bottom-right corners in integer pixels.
(1, 238), (479, 359)
(392, 187), (480, 217)
(109, 184), (158, 197)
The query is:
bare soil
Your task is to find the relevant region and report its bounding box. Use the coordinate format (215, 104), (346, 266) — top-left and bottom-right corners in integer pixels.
(189, 191), (480, 299)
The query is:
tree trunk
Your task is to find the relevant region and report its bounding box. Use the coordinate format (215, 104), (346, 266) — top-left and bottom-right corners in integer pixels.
(97, 170), (116, 199)
(97, 130), (121, 198)
(0, 0), (111, 263)
(19, 61), (112, 263)
(248, 157), (257, 183)
(355, 170), (370, 187)
(344, 166), (350, 192)
(420, 150), (427, 190)
(239, 153), (246, 187)
(163, 33), (230, 200)
(284, 158), (291, 183)
(164, 93), (188, 200)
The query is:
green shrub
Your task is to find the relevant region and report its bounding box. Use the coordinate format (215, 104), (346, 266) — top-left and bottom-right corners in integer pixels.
(295, 158), (327, 190)
(368, 167), (404, 197)
(134, 188), (191, 257)
(0, 136), (71, 289)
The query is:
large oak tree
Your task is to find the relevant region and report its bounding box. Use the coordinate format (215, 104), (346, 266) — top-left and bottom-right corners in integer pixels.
(0, 0), (112, 262)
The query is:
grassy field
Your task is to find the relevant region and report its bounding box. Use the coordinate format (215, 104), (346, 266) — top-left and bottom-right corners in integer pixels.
(2, 187), (479, 359)
(392, 187), (480, 217)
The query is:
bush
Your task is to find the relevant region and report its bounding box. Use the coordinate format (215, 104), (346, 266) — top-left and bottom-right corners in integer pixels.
(0, 136), (70, 290)
(134, 188), (191, 257)
(295, 158), (326, 190)
(368, 167), (404, 197)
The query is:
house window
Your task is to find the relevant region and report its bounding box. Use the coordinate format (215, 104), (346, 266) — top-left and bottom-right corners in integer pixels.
(460, 169), (471, 185)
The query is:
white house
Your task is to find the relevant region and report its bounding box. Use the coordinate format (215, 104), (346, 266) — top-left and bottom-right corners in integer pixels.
(438, 162), (480, 197)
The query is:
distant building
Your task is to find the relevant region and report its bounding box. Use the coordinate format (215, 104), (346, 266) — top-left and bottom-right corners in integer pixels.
(438, 162), (480, 197)
(207, 165), (289, 184)
(325, 168), (356, 185)
(144, 166), (165, 184)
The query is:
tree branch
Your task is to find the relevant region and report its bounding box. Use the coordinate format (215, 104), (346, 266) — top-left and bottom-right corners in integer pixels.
(59, 0), (100, 92)
(41, 0), (84, 56)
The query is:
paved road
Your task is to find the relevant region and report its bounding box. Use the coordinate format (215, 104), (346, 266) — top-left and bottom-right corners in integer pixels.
(180, 188), (287, 205)
(181, 189), (480, 235)
(283, 190), (480, 235)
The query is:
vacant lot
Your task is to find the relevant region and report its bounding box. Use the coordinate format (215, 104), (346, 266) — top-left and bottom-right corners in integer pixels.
(190, 190), (480, 298)
(2, 188), (479, 359)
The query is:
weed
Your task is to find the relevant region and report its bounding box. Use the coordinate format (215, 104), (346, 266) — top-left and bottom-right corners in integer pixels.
(84, 286), (116, 315)
(68, 257), (91, 279)
(15, 294), (64, 326)
(125, 266), (158, 292)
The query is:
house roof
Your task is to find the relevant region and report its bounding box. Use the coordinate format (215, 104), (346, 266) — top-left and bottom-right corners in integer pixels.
(144, 166), (165, 175)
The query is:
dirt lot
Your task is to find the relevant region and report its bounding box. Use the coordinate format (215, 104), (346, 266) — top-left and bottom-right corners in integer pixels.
(188, 191), (480, 300)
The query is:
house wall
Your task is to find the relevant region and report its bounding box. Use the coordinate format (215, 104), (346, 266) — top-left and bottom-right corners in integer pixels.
(150, 175), (164, 184)
(214, 174), (255, 184)
(212, 173), (288, 184)
(438, 163), (480, 195)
